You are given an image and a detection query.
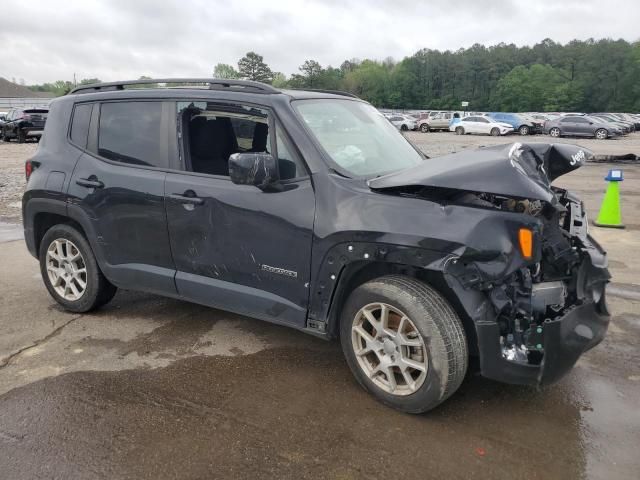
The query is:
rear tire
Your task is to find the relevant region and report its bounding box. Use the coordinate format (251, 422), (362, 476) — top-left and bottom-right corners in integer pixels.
(420, 123), (429, 133)
(455, 126), (465, 135)
(549, 127), (561, 138)
(39, 224), (117, 313)
(490, 127), (500, 136)
(340, 275), (468, 414)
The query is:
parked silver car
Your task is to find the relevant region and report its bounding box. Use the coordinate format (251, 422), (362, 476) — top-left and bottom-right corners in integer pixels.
(418, 111), (453, 132)
(545, 115), (622, 140)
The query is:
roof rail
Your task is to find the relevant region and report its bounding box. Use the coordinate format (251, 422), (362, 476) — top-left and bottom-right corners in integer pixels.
(294, 88), (360, 99)
(68, 78), (281, 95)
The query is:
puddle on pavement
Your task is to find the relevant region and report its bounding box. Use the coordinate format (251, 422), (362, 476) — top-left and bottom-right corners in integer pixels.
(578, 374), (640, 480)
(0, 347), (590, 480)
(0, 222), (23, 243)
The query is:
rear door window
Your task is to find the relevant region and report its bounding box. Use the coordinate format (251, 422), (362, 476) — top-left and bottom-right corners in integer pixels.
(96, 101), (169, 168)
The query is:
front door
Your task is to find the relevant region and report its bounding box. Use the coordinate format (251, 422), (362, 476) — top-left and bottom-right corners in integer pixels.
(164, 100), (315, 328)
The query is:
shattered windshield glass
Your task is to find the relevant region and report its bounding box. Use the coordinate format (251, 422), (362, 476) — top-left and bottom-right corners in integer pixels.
(293, 99), (424, 177)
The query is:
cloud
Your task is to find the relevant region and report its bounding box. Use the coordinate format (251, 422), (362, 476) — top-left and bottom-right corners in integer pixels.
(0, 0), (637, 84)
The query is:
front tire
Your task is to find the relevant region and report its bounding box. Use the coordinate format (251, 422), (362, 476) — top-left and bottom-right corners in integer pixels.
(455, 126), (465, 135)
(518, 125), (530, 135)
(400, 124), (408, 131)
(340, 275), (468, 413)
(595, 128), (608, 140)
(490, 127), (500, 136)
(17, 129), (26, 143)
(39, 224), (117, 313)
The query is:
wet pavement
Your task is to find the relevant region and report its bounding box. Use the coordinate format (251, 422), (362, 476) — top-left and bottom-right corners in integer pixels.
(1, 148), (639, 478)
(0, 221), (23, 243)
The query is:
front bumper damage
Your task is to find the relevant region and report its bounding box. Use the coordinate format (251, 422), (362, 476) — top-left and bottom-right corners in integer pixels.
(475, 295), (609, 386)
(445, 231), (610, 387)
(370, 142), (612, 386)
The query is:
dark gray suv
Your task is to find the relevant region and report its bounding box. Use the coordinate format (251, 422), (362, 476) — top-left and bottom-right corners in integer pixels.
(22, 79), (610, 413)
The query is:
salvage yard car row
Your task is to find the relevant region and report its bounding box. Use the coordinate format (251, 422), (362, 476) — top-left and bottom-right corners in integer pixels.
(0, 107), (49, 143)
(382, 109), (640, 140)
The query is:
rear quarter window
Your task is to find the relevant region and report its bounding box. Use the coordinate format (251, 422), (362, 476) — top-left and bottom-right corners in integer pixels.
(70, 104), (93, 149)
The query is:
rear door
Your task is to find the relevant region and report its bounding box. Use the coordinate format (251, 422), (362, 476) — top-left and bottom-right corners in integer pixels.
(462, 117), (480, 133)
(570, 117), (591, 136)
(431, 113), (448, 129)
(560, 117), (578, 135)
(164, 100), (315, 328)
(474, 117), (492, 134)
(67, 100), (177, 295)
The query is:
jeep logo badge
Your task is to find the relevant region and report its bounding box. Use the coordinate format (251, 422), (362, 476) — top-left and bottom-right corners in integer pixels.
(570, 149), (585, 166)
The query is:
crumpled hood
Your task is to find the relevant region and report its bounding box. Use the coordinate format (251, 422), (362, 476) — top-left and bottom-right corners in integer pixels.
(368, 143), (593, 203)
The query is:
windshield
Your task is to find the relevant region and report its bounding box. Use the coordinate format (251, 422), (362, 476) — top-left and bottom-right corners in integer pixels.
(293, 99), (424, 177)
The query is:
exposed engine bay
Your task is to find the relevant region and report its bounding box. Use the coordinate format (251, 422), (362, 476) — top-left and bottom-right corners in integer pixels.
(452, 187), (606, 365)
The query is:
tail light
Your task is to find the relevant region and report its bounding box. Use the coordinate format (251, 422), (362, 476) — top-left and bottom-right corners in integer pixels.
(25, 160), (34, 180)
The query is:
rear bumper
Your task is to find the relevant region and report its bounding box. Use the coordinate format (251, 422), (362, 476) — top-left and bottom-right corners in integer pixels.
(20, 126), (43, 137)
(476, 295), (609, 386)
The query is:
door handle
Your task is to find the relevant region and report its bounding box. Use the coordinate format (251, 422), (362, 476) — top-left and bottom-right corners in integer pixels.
(76, 177), (104, 189)
(168, 193), (204, 206)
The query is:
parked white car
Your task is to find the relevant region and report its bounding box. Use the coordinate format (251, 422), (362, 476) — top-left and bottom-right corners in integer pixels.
(450, 116), (514, 136)
(387, 114), (417, 131)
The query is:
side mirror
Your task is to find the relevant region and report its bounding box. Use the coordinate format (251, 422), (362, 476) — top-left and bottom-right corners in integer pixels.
(229, 152), (279, 190)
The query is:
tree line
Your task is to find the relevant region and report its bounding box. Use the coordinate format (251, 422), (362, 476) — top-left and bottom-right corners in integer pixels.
(29, 38), (640, 112)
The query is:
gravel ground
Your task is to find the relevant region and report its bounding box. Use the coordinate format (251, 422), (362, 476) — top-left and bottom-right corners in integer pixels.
(0, 140), (36, 223)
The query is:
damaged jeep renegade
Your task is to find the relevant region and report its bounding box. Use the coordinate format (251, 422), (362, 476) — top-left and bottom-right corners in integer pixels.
(22, 79), (610, 413)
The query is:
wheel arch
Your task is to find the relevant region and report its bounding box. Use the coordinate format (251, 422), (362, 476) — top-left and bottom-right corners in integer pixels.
(33, 212), (85, 258)
(24, 199), (103, 266)
(310, 243), (478, 354)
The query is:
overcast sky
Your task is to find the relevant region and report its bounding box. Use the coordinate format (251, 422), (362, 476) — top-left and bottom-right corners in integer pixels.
(1, 0), (638, 85)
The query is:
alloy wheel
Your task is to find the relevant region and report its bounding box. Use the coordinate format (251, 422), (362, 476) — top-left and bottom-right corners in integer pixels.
(45, 238), (88, 301)
(351, 302), (428, 396)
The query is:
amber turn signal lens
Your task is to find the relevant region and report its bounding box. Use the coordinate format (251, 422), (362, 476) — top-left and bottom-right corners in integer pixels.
(518, 228), (534, 260)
